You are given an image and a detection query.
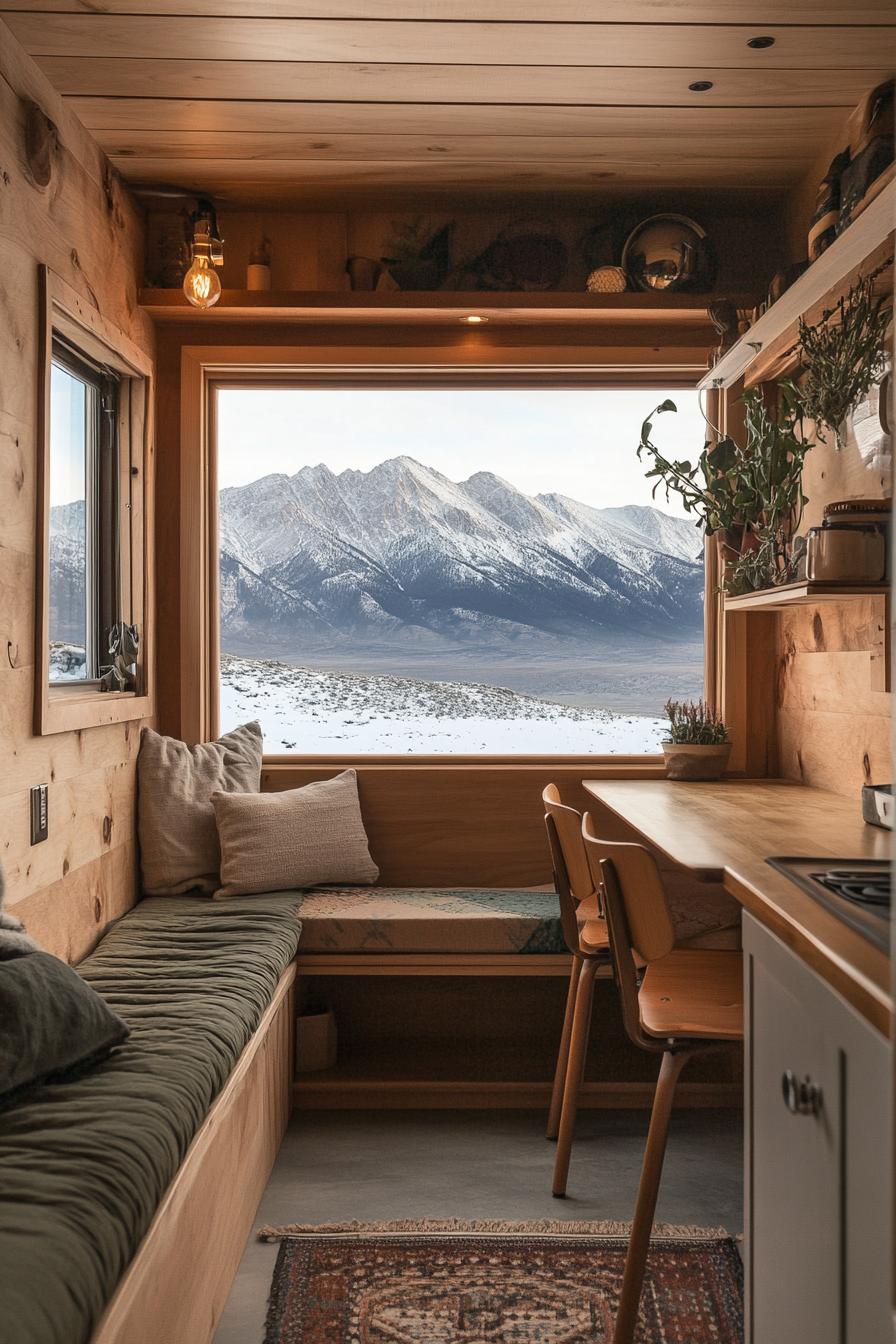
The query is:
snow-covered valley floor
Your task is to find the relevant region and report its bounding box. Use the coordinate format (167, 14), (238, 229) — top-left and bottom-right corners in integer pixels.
(220, 652), (666, 754)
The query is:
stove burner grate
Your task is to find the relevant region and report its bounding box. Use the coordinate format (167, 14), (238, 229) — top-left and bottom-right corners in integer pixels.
(812, 868), (890, 909)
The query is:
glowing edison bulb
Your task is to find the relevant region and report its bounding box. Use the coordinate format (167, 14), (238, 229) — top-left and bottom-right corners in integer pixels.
(183, 254), (222, 310)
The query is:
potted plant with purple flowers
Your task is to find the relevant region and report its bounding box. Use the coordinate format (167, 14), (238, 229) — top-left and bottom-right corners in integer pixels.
(661, 699), (731, 780)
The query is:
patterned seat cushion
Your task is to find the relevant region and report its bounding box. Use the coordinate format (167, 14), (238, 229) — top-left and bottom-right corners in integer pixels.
(296, 888), (565, 954)
(294, 881), (741, 956)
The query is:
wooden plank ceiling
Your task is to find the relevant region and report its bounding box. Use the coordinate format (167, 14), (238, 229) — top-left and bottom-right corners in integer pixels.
(1, 2), (893, 203)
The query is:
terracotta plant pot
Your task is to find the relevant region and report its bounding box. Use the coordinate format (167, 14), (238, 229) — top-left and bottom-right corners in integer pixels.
(661, 741), (732, 781)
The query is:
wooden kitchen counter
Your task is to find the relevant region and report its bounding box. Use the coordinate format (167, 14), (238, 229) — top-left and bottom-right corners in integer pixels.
(583, 779), (892, 1037)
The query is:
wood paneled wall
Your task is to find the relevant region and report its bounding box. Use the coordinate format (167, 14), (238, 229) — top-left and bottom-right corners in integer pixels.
(771, 104), (893, 800)
(0, 31), (155, 959)
(262, 761), (663, 888)
(773, 411), (891, 795)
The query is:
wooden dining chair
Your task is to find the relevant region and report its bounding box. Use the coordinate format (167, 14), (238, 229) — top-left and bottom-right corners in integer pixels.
(541, 785), (611, 1197)
(581, 811), (743, 1344)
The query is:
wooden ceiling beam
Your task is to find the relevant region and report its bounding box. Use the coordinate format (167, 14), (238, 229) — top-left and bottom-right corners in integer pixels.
(116, 155), (812, 191)
(100, 130), (833, 162)
(33, 59), (888, 106)
(1, 1), (892, 19)
(69, 101), (851, 140)
(6, 16), (895, 67)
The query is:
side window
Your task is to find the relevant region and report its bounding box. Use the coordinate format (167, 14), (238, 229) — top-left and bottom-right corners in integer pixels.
(37, 266), (152, 735)
(48, 339), (120, 685)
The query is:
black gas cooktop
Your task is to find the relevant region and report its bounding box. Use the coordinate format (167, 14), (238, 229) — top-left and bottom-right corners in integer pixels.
(766, 858), (891, 952)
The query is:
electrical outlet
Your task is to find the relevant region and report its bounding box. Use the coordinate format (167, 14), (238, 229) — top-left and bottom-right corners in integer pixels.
(30, 784), (48, 845)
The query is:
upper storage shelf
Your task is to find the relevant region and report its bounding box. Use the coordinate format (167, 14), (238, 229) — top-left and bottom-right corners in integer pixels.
(723, 580), (889, 612)
(698, 178), (895, 392)
(137, 289), (753, 327)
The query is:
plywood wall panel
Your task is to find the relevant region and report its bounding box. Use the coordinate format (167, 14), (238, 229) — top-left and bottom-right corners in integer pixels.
(0, 29), (154, 958)
(11, 842), (139, 963)
(775, 585), (890, 799)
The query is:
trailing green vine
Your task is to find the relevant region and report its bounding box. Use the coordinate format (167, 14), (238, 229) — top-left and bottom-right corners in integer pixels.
(638, 384), (810, 596)
(797, 272), (891, 449)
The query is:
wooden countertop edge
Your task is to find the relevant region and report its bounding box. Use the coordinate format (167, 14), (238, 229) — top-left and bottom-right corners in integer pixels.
(723, 866), (892, 1040)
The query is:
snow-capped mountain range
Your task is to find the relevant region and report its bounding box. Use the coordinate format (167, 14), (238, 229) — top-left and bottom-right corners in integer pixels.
(48, 499), (86, 644)
(216, 456), (703, 650)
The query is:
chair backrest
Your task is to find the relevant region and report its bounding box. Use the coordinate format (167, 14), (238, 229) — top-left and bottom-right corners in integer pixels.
(542, 784), (598, 956)
(580, 815), (674, 963)
(542, 785), (595, 903)
(581, 811), (675, 1052)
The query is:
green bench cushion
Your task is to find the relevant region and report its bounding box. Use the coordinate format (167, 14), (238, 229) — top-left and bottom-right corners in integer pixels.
(295, 887), (565, 954)
(0, 893), (301, 1344)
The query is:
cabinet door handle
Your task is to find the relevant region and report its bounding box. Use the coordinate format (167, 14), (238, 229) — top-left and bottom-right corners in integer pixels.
(781, 1069), (823, 1117)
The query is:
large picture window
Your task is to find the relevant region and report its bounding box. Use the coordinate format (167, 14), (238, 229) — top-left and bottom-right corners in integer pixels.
(216, 385), (705, 755)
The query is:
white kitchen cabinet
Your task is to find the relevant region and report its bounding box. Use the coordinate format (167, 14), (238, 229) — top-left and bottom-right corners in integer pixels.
(744, 912), (891, 1344)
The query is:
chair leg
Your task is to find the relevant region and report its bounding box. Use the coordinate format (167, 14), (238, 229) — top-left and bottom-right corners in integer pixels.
(546, 954), (582, 1140)
(613, 1049), (692, 1344)
(552, 956), (598, 1197)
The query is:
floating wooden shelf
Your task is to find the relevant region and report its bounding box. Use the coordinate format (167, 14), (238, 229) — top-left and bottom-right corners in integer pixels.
(138, 288), (752, 326)
(723, 580), (889, 612)
(698, 177), (895, 392)
(725, 581), (890, 691)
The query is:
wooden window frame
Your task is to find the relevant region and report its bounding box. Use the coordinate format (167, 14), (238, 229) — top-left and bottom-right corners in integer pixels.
(36, 266), (154, 735)
(179, 340), (717, 762)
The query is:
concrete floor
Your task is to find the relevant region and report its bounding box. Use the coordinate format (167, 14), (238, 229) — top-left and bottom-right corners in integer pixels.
(214, 1107), (742, 1344)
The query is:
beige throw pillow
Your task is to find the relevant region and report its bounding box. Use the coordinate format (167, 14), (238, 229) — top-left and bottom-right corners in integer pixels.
(138, 722), (263, 896)
(211, 769), (378, 899)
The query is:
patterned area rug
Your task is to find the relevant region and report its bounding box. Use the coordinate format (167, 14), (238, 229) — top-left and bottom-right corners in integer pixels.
(259, 1219), (743, 1343)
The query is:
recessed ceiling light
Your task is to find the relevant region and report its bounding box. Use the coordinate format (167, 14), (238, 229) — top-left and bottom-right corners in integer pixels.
(689, 80), (714, 92)
(747, 35), (776, 48)
(461, 314), (488, 324)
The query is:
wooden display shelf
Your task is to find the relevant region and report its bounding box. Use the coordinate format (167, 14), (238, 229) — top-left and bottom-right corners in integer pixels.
(724, 580), (890, 691)
(138, 288), (752, 326)
(723, 580), (889, 612)
(698, 177), (895, 391)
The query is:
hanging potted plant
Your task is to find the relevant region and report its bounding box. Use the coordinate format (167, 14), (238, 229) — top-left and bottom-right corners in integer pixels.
(797, 272), (891, 450)
(637, 385), (811, 596)
(661, 699), (731, 780)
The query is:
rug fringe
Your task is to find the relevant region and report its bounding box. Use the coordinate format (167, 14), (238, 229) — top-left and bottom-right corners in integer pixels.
(258, 1218), (730, 1243)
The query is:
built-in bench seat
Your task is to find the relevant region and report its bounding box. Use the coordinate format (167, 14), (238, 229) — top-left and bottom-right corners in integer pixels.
(293, 882), (740, 957)
(0, 893), (301, 1344)
(295, 886), (565, 954)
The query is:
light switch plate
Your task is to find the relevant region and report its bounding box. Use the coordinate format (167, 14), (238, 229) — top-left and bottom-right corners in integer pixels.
(30, 784), (48, 845)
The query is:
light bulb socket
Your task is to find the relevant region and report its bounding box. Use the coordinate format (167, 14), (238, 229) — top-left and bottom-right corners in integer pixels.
(189, 198), (224, 267)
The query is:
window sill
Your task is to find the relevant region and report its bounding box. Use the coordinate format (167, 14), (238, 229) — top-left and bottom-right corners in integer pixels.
(262, 756), (666, 774)
(38, 689), (153, 736)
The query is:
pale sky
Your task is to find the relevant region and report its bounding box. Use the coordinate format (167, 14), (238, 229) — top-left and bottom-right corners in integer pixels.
(216, 387), (706, 518)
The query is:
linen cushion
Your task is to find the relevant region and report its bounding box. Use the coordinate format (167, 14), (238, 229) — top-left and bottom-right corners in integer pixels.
(212, 769), (378, 898)
(137, 721), (263, 895)
(0, 952), (129, 1111)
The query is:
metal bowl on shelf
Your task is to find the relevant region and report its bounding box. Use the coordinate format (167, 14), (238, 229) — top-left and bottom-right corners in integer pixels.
(621, 213), (716, 292)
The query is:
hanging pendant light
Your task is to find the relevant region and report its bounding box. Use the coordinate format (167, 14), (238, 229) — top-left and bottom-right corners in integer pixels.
(183, 200), (223, 310)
